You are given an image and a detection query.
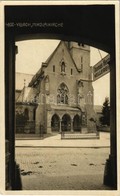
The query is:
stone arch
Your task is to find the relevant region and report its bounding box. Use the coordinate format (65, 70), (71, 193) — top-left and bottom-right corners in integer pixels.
(51, 114), (60, 132)
(73, 114), (81, 132)
(61, 114), (71, 132)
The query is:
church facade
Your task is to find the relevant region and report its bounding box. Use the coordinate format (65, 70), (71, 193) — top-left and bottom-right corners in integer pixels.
(16, 41), (96, 134)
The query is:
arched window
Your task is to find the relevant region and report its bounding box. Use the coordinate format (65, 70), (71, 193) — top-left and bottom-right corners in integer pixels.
(61, 61), (65, 72)
(57, 83), (69, 104)
(53, 65), (55, 72)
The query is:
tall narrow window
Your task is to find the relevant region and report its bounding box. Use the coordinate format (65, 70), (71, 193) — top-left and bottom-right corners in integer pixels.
(53, 65), (55, 72)
(80, 56), (83, 71)
(57, 94), (60, 104)
(71, 68), (73, 75)
(65, 95), (68, 104)
(61, 61), (65, 72)
(81, 56), (83, 64)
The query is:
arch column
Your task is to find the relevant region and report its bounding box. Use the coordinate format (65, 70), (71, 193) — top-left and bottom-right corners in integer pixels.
(71, 117), (74, 132)
(47, 111), (52, 133)
(59, 118), (62, 133)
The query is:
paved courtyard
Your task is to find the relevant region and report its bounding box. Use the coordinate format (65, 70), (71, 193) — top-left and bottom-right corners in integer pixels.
(15, 132), (110, 148)
(15, 146), (112, 190)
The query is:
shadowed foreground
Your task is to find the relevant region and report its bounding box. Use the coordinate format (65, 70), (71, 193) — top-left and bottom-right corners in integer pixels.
(15, 147), (112, 190)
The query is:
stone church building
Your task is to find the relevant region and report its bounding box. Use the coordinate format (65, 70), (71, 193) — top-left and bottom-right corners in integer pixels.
(16, 41), (96, 134)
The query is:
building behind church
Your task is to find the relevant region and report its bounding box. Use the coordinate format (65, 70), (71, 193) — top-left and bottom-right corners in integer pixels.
(16, 41), (97, 134)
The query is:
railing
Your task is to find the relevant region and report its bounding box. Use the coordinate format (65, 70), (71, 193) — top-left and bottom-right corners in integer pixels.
(61, 131), (100, 139)
(16, 121), (35, 134)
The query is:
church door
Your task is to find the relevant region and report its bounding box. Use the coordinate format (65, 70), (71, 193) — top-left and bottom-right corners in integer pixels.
(51, 114), (60, 132)
(73, 114), (81, 132)
(61, 114), (71, 132)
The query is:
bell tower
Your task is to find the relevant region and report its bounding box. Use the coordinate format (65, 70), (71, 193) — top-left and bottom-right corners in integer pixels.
(65, 41), (95, 132)
(66, 42), (91, 80)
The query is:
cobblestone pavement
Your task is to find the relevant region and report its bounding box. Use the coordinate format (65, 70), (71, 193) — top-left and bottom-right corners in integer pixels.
(15, 147), (112, 190)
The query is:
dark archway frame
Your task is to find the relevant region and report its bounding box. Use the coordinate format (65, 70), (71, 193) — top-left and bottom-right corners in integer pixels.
(5, 5), (117, 190)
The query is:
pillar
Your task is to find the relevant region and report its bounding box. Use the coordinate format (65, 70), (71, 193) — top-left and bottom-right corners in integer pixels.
(103, 53), (117, 189)
(47, 111), (52, 133)
(59, 118), (62, 133)
(71, 118), (74, 132)
(5, 32), (16, 189)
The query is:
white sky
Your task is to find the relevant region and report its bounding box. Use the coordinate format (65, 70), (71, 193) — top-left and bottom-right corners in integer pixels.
(16, 39), (110, 105)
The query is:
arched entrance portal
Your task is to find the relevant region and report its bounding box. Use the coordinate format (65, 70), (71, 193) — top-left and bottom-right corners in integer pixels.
(5, 5), (116, 189)
(51, 114), (60, 132)
(73, 114), (81, 132)
(62, 114), (71, 132)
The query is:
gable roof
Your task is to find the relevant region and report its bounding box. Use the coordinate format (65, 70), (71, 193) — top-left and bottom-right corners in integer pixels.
(16, 72), (34, 90)
(45, 41), (61, 64)
(28, 42), (61, 87)
(28, 41), (62, 87)
(28, 67), (44, 87)
(45, 41), (81, 72)
(16, 86), (38, 104)
(29, 41), (81, 87)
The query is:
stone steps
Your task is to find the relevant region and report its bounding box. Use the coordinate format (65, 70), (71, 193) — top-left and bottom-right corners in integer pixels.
(61, 133), (99, 139)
